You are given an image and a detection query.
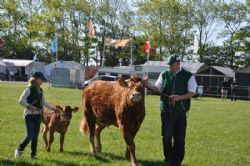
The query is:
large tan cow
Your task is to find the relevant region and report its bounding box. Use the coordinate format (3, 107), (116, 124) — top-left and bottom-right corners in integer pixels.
(80, 76), (147, 166)
(42, 103), (79, 152)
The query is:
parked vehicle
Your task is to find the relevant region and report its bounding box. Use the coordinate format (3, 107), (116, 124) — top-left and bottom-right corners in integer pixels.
(78, 75), (119, 89)
(0, 72), (8, 81)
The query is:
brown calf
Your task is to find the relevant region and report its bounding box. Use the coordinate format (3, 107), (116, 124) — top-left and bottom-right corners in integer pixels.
(80, 76), (147, 166)
(42, 103), (79, 152)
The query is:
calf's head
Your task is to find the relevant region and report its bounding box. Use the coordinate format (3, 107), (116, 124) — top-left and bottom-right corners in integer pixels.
(56, 105), (79, 122)
(125, 76), (145, 103)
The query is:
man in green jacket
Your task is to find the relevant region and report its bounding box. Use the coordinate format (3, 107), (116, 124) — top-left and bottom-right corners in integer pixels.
(146, 55), (197, 166)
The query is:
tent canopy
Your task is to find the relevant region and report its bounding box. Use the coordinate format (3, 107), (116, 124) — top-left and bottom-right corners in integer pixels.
(2, 59), (33, 66)
(0, 62), (6, 73)
(0, 62), (6, 66)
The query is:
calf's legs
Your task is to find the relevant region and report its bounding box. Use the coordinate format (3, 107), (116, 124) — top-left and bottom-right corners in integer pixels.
(42, 126), (49, 148)
(60, 133), (65, 152)
(46, 130), (55, 152)
(120, 125), (138, 166)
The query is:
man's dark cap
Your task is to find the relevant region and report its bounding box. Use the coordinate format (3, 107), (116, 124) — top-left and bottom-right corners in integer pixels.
(32, 72), (46, 81)
(168, 55), (181, 65)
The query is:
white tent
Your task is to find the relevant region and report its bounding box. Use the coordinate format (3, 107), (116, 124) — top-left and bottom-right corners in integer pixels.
(45, 61), (85, 87)
(1, 59), (45, 81)
(0, 62), (6, 74)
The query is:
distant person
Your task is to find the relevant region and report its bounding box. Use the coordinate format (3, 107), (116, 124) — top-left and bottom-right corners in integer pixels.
(197, 85), (203, 99)
(230, 79), (238, 101)
(16, 69), (19, 77)
(9, 69), (15, 81)
(6, 68), (10, 81)
(220, 78), (230, 100)
(14, 72), (59, 160)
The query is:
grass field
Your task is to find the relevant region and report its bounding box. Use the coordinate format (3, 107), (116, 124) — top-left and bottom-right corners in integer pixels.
(0, 81), (250, 166)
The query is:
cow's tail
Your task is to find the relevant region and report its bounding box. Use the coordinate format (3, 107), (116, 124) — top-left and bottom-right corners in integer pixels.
(80, 90), (89, 135)
(80, 118), (89, 136)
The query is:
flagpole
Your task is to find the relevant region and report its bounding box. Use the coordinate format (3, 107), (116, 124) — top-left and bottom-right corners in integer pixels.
(56, 37), (58, 61)
(130, 38), (133, 66)
(146, 51), (149, 77)
(145, 36), (150, 96)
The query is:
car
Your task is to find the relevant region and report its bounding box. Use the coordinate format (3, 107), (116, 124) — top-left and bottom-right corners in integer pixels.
(77, 75), (119, 89)
(0, 72), (8, 81)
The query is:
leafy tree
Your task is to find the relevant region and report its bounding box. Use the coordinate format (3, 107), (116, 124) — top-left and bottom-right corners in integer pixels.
(93, 0), (135, 66)
(134, 0), (193, 60)
(0, 0), (33, 59)
(189, 0), (219, 62)
(218, 1), (247, 67)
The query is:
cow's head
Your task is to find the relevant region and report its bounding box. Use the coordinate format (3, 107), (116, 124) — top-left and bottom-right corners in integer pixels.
(123, 76), (146, 103)
(56, 105), (79, 122)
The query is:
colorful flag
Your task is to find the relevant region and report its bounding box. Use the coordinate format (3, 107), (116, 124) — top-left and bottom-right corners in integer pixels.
(51, 37), (58, 54)
(87, 19), (95, 39)
(0, 35), (3, 48)
(144, 39), (150, 53)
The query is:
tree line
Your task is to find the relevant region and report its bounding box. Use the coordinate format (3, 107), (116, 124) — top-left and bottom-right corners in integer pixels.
(0, 0), (249, 69)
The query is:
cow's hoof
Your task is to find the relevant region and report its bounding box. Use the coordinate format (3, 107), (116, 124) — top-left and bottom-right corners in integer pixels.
(60, 149), (63, 153)
(95, 146), (102, 153)
(90, 151), (96, 156)
(46, 148), (50, 152)
(131, 161), (138, 166)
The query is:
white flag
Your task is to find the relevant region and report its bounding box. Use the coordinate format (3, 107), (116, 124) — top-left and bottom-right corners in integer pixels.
(193, 34), (199, 54)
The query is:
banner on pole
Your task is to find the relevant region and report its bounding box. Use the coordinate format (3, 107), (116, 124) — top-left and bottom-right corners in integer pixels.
(0, 35), (3, 48)
(87, 19), (95, 39)
(51, 37), (58, 54)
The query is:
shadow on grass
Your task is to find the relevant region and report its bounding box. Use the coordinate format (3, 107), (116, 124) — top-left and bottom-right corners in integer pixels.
(0, 159), (42, 166)
(64, 150), (124, 162)
(63, 150), (167, 165)
(43, 158), (80, 166)
(138, 159), (165, 166)
(139, 160), (189, 166)
(64, 150), (89, 156)
(0, 155), (187, 166)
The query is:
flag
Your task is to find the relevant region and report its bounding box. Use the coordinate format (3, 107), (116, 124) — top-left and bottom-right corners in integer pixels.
(0, 35), (3, 48)
(144, 39), (150, 53)
(87, 19), (95, 39)
(193, 34), (199, 54)
(51, 37), (58, 54)
(33, 54), (38, 61)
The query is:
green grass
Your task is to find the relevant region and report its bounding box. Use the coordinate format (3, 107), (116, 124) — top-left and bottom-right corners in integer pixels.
(0, 81), (250, 166)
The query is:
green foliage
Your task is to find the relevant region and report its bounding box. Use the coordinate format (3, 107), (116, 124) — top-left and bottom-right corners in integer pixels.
(218, 1), (247, 67)
(0, 82), (250, 165)
(0, 0), (248, 68)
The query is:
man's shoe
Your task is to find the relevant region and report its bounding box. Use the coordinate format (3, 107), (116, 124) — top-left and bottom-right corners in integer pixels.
(31, 155), (37, 160)
(165, 161), (172, 166)
(14, 149), (22, 158)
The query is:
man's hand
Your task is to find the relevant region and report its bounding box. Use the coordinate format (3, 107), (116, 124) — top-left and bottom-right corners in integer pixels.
(142, 76), (149, 87)
(169, 95), (180, 106)
(169, 92), (196, 106)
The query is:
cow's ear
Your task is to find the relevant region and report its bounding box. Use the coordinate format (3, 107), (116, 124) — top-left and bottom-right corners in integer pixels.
(130, 75), (135, 80)
(118, 78), (128, 87)
(72, 107), (79, 112)
(55, 105), (63, 111)
(136, 81), (142, 87)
